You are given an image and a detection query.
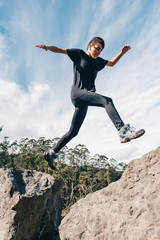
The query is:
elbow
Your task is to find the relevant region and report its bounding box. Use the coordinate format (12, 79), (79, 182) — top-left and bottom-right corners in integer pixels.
(110, 62), (114, 67)
(107, 61), (114, 67)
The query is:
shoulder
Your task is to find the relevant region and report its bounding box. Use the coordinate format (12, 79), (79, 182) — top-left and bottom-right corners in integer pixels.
(67, 48), (82, 55)
(97, 57), (108, 64)
(96, 57), (108, 70)
(97, 56), (108, 62)
(67, 48), (82, 62)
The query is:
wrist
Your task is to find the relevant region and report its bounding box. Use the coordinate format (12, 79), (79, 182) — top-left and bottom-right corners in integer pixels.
(120, 50), (124, 56)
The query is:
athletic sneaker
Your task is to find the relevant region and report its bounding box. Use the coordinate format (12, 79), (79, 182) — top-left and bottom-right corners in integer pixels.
(43, 150), (58, 170)
(119, 124), (145, 143)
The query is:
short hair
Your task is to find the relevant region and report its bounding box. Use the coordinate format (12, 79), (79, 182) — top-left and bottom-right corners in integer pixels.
(87, 37), (105, 49)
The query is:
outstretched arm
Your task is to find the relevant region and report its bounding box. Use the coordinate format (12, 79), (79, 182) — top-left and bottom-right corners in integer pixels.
(36, 44), (67, 54)
(106, 45), (131, 67)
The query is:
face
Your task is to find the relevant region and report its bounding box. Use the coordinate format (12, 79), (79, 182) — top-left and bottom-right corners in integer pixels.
(87, 42), (103, 59)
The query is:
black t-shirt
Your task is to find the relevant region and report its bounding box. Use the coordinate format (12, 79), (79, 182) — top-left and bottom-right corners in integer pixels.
(67, 48), (108, 92)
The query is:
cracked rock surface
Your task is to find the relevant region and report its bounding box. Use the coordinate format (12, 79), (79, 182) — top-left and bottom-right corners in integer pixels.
(0, 169), (62, 240)
(59, 147), (160, 240)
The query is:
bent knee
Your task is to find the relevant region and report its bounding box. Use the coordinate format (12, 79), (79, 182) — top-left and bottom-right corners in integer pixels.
(108, 97), (113, 102)
(103, 97), (113, 106)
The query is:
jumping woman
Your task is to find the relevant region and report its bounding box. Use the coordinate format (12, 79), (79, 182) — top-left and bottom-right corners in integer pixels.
(36, 37), (145, 169)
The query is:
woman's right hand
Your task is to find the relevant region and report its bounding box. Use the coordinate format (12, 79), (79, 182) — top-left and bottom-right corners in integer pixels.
(35, 44), (47, 51)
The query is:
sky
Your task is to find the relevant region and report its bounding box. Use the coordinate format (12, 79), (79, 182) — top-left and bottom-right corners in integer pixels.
(0, 0), (160, 163)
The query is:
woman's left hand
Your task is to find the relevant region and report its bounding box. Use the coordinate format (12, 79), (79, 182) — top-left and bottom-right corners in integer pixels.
(121, 45), (131, 54)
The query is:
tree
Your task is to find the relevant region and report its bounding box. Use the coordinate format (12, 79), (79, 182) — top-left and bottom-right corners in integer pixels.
(0, 136), (127, 218)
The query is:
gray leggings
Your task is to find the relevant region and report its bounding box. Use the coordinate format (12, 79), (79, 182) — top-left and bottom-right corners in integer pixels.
(54, 90), (124, 153)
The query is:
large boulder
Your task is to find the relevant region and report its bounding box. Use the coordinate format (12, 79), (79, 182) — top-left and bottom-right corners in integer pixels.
(59, 147), (160, 240)
(0, 169), (62, 240)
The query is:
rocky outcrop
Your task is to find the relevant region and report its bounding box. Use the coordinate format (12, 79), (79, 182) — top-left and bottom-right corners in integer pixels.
(0, 169), (62, 240)
(59, 147), (160, 240)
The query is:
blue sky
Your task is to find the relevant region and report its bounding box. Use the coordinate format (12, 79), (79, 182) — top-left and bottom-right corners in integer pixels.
(0, 0), (160, 163)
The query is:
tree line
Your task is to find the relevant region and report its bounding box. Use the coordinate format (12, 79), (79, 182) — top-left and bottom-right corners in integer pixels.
(0, 136), (127, 217)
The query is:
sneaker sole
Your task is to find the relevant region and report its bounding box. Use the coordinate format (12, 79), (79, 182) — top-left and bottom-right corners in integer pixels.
(121, 129), (145, 143)
(130, 129), (145, 140)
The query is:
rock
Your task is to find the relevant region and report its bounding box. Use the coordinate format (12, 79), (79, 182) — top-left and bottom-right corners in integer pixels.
(0, 169), (62, 240)
(59, 147), (160, 240)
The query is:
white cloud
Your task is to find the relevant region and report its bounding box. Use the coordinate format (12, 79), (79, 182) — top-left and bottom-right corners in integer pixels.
(0, 0), (160, 164)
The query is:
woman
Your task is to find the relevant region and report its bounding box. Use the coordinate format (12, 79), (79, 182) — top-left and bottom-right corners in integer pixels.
(36, 37), (145, 169)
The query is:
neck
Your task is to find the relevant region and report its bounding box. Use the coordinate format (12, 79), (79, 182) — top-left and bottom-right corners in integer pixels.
(86, 50), (96, 59)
